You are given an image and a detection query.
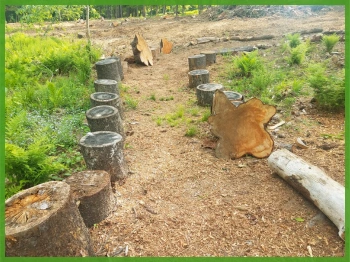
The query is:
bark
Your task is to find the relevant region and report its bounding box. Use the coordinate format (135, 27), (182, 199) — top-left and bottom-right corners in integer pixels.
(267, 149), (345, 240)
(5, 181), (94, 257)
(64, 170), (116, 228)
(130, 34), (153, 66)
(200, 50), (217, 65)
(188, 69), (210, 88)
(108, 55), (124, 80)
(90, 92), (124, 120)
(95, 58), (122, 82)
(94, 79), (120, 96)
(230, 34), (275, 41)
(196, 83), (224, 107)
(79, 131), (129, 182)
(188, 54), (206, 71)
(86, 105), (124, 137)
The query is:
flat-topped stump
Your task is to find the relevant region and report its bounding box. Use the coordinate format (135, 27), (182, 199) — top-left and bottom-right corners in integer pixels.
(95, 58), (122, 82)
(188, 54), (206, 71)
(196, 83), (224, 107)
(90, 92), (124, 120)
(5, 181), (94, 257)
(79, 131), (128, 182)
(223, 91), (245, 107)
(188, 69), (210, 88)
(200, 51), (217, 65)
(94, 79), (120, 96)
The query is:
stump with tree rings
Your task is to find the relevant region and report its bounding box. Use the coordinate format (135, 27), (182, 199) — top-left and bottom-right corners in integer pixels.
(188, 69), (210, 88)
(5, 181), (94, 257)
(223, 91), (245, 107)
(90, 92), (125, 120)
(200, 51), (217, 65)
(94, 79), (120, 96)
(196, 83), (224, 106)
(188, 54), (206, 71)
(95, 58), (122, 82)
(79, 131), (129, 182)
(64, 170), (115, 228)
(86, 105), (124, 137)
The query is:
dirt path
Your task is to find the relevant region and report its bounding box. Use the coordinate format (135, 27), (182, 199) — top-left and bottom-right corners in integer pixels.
(66, 9), (346, 257)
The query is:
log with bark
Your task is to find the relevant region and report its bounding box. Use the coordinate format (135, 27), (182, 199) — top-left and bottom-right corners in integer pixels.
(160, 38), (173, 54)
(79, 131), (129, 182)
(188, 69), (209, 88)
(267, 149), (345, 240)
(109, 55), (124, 80)
(188, 54), (206, 71)
(90, 92), (124, 120)
(208, 90), (276, 159)
(130, 33), (153, 66)
(230, 34), (275, 41)
(5, 181), (94, 257)
(86, 105), (124, 137)
(200, 50), (217, 65)
(215, 46), (256, 55)
(94, 79), (120, 96)
(95, 58), (123, 82)
(64, 170), (116, 228)
(196, 83), (224, 107)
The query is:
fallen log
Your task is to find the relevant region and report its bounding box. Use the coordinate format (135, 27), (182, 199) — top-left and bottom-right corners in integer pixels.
(215, 46), (256, 55)
(5, 181), (94, 256)
(130, 33), (153, 66)
(230, 34), (275, 41)
(267, 149), (345, 240)
(196, 37), (219, 44)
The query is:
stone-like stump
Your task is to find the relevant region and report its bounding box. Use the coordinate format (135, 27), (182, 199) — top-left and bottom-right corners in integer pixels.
(64, 170), (115, 228)
(223, 91), (244, 107)
(79, 131), (128, 182)
(95, 58), (122, 82)
(188, 54), (206, 71)
(200, 51), (217, 65)
(94, 79), (120, 96)
(5, 181), (94, 257)
(86, 105), (124, 137)
(188, 69), (210, 88)
(196, 83), (224, 106)
(90, 92), (125, 120)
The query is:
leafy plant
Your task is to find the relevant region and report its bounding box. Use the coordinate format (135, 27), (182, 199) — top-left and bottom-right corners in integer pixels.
(286, 33), (301, 48)
(287, 43), (308, 65)
(322, 34), (340, 53)
(185, 126), (198, 137)
(124, 95), (138, 110)
(233, 50), (261, 77)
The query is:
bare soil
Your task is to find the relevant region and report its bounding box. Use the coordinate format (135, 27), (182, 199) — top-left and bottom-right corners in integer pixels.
(56, 8), (345, 257)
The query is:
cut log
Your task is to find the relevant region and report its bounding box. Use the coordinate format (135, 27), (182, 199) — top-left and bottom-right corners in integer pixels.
(188, 54), (206, 71)
(230, 34), (275, 41)
(94, 79), (120, 96)
(79, 131), (129, 182)
(86, 105), (124, 137)
(95, 58), (123, 82)
(267, 149), (345, 240)
(200, 51), (217, 65)
(130, 33), (153, 66)
(108, 55), (124, 80)
(90, 92), (124, 120)
(196, 37), (219, 44)
(215, 46), (257, 55)
(160, 38), (173, 54)
(196, 83), (224, 107)
(208, 90), (276, 159)
(223, 90), (244, 107)
(64, 170), (116, 228)
(188, 69), (210, 88)
(5, 181), (94, 257)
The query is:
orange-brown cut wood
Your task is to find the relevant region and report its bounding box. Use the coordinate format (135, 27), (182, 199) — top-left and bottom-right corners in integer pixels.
(130, 33), (153, 66)
(160, 38), (173, 54)
(208, 90), (276, 159)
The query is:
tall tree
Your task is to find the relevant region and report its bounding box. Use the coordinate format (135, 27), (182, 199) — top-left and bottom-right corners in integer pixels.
(86, 5), (90, 40)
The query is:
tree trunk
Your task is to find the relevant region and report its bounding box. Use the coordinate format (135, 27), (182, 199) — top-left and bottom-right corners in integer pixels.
(86, 105), (124, 137)
(86, 6), (90, 40)
(94, 79), (120, 96)
(64, 170), (116, 228)
(196, 83), (224, 107)
(95, 58), (122, 82)
(108, 55), (124, 80)
(142, 6), (146, 17)
(188, 69), (209, 88)
(79, 131), (129, 182)
(267, 149), (345, 240)
(200, 50), (217, 65)
(175, 5), (179, 17)
(188, 54), (206, 71)
(5, 181), (94, 257)
(90, 92), (124, 120)
(163, 5), (166, 14)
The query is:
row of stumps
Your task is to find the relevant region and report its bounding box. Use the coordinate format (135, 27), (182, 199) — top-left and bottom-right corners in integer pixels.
(187, 51), (244, 107)
(5, 56), (128, 257)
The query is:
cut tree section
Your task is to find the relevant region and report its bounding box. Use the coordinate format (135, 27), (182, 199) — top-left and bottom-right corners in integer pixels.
(90, 92), (124, 120)
(65, 170), (116, 228)
(94, 79), (120, 96)
(5, 181), (94, 257)
(131, 33), (153, 66)
(160, 38), (173, 54)
(208, 90), (276, 159)
(188, 54), (206, 71)
(200, 50), (217, 65)
(95, 58), (122, 82)
(268, 149), (345, 240)
(188, 69), (209, 88)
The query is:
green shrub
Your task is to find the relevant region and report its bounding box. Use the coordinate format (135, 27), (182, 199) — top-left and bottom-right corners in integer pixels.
(286, 33), (301, 48)
(185, 126), (198, 137)
(288, 43), (307, 65)
(322, 34), (339, 53)
(125, 96), (138, 110)
(233, 50), (262, 77)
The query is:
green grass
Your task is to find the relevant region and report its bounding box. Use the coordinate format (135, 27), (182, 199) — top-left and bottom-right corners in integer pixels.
(124, 96), (139, 110)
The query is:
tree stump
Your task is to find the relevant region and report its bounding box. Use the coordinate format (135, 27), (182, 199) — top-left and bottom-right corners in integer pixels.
(188, 69), (210, 88)
(196, 83), (224, 107)
(130, 33), (153, 66)
(90, 92), (125, 120)
(200, 51), (217, 65)
(79, 131), (129, 182)
(223, 91), (245, 107)
(86, 105), (124, 137)
(95, 58), (122, 82)
(188, 54), (206, 71)
(267, 149), (345, 240)
(109, 56), (124, 80)
(5, 181), (94, 257)
(64, 170), (116, 228)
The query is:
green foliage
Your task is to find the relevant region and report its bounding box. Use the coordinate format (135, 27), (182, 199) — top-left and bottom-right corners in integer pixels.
(159, 96), (174, 101)
(124, 95), (138, 110)
(233, 50), (262, 77)
(148, 93), (156, 101)
(322, 34), (339, 53)
(185, 126), (198, 137)
(287, 43), (308, 65)
(286, 33), (301, 48)
(201, 109), (211, 122)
